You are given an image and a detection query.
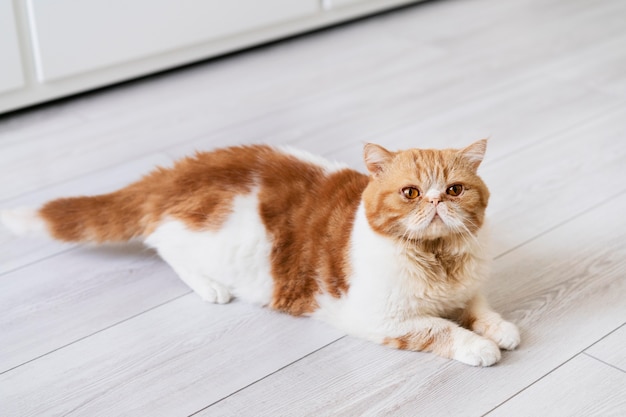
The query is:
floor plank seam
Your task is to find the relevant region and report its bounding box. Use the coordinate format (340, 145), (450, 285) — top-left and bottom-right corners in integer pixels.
(157, 36), (563, 162)
(0, 151), (174, 205)
(323, 74), (549, 159)
(494, 188), (626, 261)
(0, 291), (191, 376)
(582, 352), (626, 374)
(582, 321), (626, 352)
(482, 322), (626, 416)
(187, 335), (348, 417)
(0, 245), (77, 277)
(489, 99), (626, 168)
(480, 353), (584, 416)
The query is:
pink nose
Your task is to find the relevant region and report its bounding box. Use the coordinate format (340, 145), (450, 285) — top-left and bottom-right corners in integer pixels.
(430, 197), (440, 206)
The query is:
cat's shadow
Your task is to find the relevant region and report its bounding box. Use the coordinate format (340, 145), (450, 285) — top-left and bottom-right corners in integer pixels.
(79, 241), (158, 261)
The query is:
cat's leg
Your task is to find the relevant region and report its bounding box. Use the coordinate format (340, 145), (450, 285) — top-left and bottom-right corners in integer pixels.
(168, 263), (232, 304)
(145, 221), (233, 304)
(381, 316), (501, 366)
(152, 244), (233, 304)
(460, 293), (520, 351)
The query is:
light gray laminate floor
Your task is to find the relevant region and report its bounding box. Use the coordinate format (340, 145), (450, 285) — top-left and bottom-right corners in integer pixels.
(1, 0), (625, 415)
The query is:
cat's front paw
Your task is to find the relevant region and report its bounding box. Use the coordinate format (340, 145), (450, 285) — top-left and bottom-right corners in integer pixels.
(479, 320), (520, 351)
(454, 333), (501, 367)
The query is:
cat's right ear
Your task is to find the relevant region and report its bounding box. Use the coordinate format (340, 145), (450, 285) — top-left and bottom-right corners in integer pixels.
(364, 143), (393, 176)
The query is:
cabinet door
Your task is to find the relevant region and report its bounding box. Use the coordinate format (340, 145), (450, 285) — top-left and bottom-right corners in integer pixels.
(0, 0), (25, 94)
(26, 0), (319, 82)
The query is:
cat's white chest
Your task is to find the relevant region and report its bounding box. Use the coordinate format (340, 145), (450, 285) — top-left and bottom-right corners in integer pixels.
(316, 204), (487, 339)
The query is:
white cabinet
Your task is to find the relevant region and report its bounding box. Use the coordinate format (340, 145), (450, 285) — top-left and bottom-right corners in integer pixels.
(26, 0), (319, 82)
(0, 0), (25, 94)
(1, 0), (421, 113)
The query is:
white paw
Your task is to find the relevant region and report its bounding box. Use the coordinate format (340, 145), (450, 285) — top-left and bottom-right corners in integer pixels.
(484, 320), (521, 351)
(197, 281), (232, 304)
(454, 334), (501, 367)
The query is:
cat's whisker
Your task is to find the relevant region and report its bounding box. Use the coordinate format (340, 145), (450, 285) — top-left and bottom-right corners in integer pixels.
(453, 221), (481, 249)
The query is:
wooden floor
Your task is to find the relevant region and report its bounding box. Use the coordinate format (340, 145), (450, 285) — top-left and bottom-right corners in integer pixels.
(2, 0), (626, 415)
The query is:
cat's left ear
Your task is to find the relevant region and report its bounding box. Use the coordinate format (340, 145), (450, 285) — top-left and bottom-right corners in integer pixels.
(364, 143), (394, 176)
(459, 139), (487, 171)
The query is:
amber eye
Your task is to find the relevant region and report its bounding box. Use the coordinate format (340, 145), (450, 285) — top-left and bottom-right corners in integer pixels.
(446, 184), (464, 196)
(402, 187), (420, 199)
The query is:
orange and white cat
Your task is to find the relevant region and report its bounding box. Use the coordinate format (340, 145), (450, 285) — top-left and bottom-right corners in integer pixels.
(1, 140), (520, 366)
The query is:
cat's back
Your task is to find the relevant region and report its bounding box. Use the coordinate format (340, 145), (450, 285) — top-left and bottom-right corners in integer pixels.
(140, 145), (359, 228)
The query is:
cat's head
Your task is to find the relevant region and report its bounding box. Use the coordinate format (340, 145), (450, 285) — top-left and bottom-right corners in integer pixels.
(362, 140), (490, 242)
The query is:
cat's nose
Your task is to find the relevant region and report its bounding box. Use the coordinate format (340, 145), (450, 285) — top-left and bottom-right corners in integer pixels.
(426, 189), (442, 206)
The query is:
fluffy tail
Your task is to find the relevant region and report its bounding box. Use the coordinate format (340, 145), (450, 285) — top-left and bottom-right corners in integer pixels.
(1, 190), (149, 243)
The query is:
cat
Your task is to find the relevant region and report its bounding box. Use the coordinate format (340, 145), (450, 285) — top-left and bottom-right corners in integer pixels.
(1, 140), (520, 366)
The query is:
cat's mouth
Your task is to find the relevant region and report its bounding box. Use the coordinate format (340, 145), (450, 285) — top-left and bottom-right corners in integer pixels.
(429, 207), (445, 223)
(402, 209), (449, 239)
(426, 207), (460, 235)
(429, 213), (448, 231)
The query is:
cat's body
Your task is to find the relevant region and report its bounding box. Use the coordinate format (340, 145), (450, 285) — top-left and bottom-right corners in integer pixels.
(1, 141), (520, 366)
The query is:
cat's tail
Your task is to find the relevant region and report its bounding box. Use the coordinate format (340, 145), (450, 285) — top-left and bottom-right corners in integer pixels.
(1, 190), (150, 243)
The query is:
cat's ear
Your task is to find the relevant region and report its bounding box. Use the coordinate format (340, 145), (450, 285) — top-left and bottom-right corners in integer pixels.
(364, 143), (393, 176)
(459, 139), (487, 170)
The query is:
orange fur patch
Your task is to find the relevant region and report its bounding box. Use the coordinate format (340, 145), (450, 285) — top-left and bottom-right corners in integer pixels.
(39, 146), (261, 242)
(256, 157), (368, 315)
(383, 327), (454, 357)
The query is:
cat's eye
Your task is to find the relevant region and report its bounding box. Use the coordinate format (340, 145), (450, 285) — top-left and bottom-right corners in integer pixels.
(446, 184), (464, 196)
(402, 187), (420, 199)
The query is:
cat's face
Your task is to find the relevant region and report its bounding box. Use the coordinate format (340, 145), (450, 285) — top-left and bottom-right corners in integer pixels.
(362, 140), (490, 241)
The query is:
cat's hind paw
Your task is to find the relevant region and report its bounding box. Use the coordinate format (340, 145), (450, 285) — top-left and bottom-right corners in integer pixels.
(197, 281), (232, 304)
(173, 268), (233, 304)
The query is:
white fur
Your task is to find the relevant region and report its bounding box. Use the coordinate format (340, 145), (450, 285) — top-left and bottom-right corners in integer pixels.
(144, 189), (274, 305)
(0, 208), (48, 236)
(425, 188), (443, 201)
(277, 146), (348, 173)
(314, 203), (403, 339)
